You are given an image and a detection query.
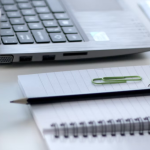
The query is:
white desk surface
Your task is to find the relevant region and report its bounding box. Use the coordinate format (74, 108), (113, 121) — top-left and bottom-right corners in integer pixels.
(1, 0), (150, 150)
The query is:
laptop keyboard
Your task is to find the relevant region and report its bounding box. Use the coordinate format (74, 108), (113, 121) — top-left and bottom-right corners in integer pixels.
(0, 0), (83, 44)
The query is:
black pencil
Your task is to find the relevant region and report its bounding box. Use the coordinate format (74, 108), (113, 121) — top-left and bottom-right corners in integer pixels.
(10, 88), (150, 105)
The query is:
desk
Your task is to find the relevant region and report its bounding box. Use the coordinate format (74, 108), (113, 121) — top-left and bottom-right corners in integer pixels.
(1, 0), (150, 150)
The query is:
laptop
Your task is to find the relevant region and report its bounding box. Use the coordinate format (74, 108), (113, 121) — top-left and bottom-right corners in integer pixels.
(0, 0), (150, 64)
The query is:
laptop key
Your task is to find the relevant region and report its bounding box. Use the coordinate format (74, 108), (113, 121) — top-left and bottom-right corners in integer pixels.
(4, 5), (18, 11)
(1, 29), (14, 36)
(2, 36), (18, 44)
(17, 32), (34, 44)
(46, 27), (61, 33)
(43, 20), (58, 27)
(15, 0), (29, 2)
(32, 30), (50, 43)
(1, 9), (5, 15)
(54, 13), (69, 20)
(18, 3), (32, 9)
(45, 0), (65, 13)
(66, 34), (82, 42)
(50, 33), (66, 43)
(25, 16), (39, 22)
(35, 7), (50, 14)
(1, 22), (11, 29)
(62, 27), (78, 34)
(10, 18), (25, 25)
(32, 1), (46, 7)
(58, 20), (73, 27)
(13, 25), (28, 32)
(7, 11), (21, 18)
(39, 14), (54, 20)
(1, 0), (15, 5)
(28, 23), (43, 30)
(21, 9), (36, 16)
(1, 16), (8, 22)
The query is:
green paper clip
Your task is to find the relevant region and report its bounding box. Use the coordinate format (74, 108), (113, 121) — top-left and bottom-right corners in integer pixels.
(92, 76), (142, 85)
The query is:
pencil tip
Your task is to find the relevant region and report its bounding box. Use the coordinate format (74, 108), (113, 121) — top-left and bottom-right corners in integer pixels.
(10, 98), (27, 104)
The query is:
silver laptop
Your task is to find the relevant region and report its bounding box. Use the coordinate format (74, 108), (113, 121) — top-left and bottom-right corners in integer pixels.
(0, 0), (150, 64)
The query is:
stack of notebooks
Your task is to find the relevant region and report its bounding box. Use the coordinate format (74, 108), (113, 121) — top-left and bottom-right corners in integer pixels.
(18, 65), (150, 150)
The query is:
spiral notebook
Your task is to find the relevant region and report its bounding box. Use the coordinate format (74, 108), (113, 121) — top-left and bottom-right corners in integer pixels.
(18, 65), (150, 150)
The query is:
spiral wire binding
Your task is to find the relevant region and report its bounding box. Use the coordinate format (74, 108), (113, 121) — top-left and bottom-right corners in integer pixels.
(89, 121), (97, 137)
(51, 123), (59, 138)
(50, 117), (150, 138)
(70, 123), (78, 137)
(117, 119), (125, 136)
(80, 122), (88, 137)
(135, 118), (144, 135)
(108, 120), (116, 136)
(98, 120), (107, 136)
(126, 118), (135, 135)
(61, 123), (69, 138)
(145, 117), (150, 134)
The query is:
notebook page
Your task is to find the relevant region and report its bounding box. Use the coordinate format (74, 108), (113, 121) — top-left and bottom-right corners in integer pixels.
(41, 96), (150, 150)
(34, 97), (150, 150)
(18, 65), (150, 150)
(44, 131), (150, 150)
(18, 65), (150, 97)
(20, 65), (150, 126)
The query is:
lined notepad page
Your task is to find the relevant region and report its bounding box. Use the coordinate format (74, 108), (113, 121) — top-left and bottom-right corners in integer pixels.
(18, 65), (150, 150)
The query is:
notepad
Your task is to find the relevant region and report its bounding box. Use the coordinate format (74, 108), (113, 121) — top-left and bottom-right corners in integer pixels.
(18, 65), (150, 150)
